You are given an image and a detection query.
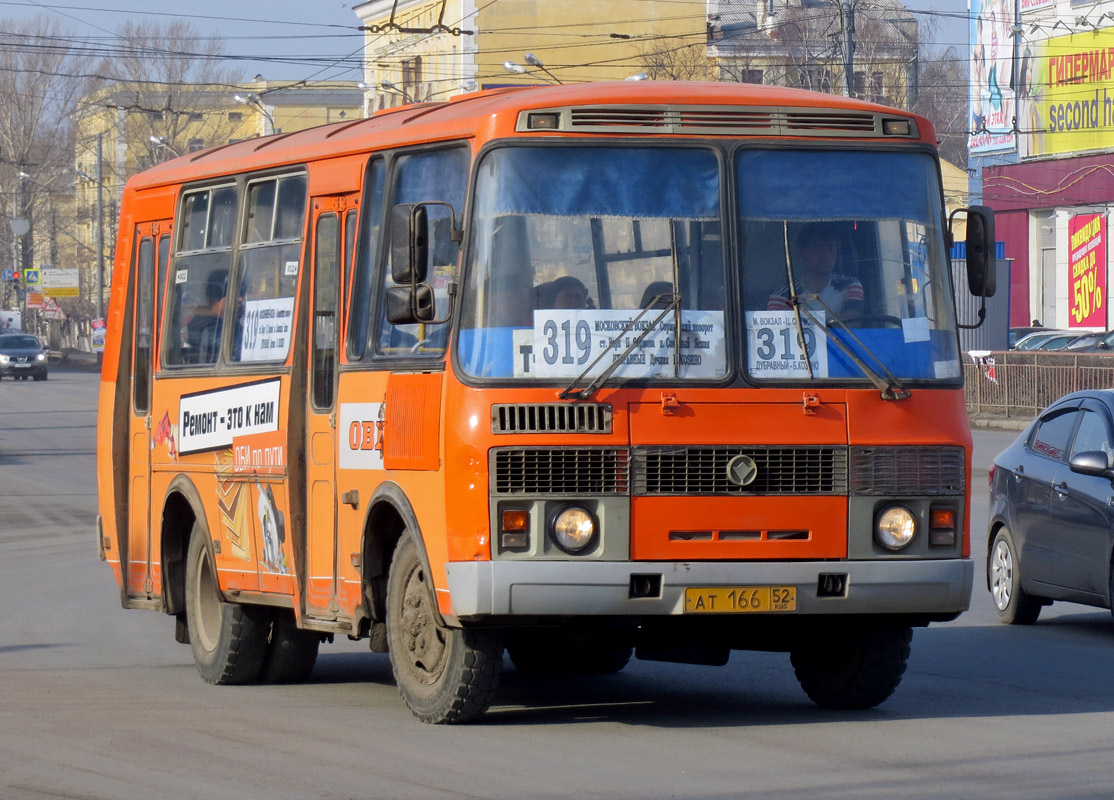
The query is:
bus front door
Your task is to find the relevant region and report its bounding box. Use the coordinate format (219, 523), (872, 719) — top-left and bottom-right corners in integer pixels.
(303, 199), (347, 619)
(126, 223), (166, 600)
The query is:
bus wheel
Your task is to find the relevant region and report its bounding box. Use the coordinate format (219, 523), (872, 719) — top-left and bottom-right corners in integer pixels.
(259, 611), (320, 684)
(386, 535), (503, 724)
(508, 643), (632, 675)
(790, 625), (912, 710)
(185, 525), (269, 685)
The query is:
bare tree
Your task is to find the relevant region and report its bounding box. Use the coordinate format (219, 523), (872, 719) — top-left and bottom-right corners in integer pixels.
(0, 14), (93, 318)
(639, 36), (715, 81)
(93, 20), (246, 173)
(912, 45), (969, 168)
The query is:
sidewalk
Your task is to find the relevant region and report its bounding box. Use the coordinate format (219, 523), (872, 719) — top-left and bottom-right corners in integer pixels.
(49, 349), (102, 372)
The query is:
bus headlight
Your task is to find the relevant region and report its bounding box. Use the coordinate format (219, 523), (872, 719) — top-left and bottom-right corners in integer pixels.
(549, 505), (597, 553)
(875, 506), (916, 550)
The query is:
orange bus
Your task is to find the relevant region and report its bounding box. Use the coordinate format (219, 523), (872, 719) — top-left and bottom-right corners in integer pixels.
(97, 81), (995, 724)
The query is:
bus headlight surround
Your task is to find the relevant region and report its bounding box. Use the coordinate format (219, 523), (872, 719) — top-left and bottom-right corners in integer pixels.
(875, 505), (916, 551)
(549, 505), (597, 553)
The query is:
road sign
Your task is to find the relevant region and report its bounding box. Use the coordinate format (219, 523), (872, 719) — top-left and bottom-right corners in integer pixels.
(24, 268), (40, 286)
(41, 296), (66, 321)
(1, 269), (11, 281)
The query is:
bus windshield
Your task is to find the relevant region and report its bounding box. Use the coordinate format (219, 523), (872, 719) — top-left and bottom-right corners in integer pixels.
(457, 144), (960, 387)
(739, 148), (960, 384)
(458, 146), (727, 381)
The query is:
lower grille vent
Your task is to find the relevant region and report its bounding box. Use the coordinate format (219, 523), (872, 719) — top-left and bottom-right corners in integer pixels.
(849, 446), (965, 496)
(493, 448), (629, 495)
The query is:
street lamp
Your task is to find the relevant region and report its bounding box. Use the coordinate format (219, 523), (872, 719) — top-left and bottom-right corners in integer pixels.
(380, 80), (415, 104)
(148, 135), (180, 158)
(234, 92), (276, 135)
(524, 53), (563, 84)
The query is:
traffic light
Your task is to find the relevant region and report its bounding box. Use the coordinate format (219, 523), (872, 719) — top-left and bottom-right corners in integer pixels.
(11, 270), (19, 282)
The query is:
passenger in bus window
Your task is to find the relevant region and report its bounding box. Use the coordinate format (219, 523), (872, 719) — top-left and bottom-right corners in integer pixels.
(186, 269), (228, 363)
(489, 278), (534, 327)
(640, 281), (673, 309)
(767, 222), (863, 318)
(537, 275), (592, 310)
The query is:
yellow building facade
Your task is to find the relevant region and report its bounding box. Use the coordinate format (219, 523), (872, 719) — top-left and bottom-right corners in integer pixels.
(72, 80), (363, 317)
(354, 0), (707, 110)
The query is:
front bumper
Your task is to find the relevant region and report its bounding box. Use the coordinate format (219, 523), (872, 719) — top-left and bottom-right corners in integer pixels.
(446, 558), (973, 618)
(0, 361), (46, 377)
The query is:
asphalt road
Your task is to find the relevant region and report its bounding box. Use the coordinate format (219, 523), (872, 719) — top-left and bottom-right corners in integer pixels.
(2, 371), (1112, 800)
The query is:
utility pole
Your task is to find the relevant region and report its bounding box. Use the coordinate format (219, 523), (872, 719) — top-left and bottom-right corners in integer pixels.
(94, 132), (104, 320)
(840, 1), (856, 98)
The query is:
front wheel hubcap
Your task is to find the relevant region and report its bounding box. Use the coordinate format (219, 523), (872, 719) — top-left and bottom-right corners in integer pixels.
(991, 539), (1013, 611)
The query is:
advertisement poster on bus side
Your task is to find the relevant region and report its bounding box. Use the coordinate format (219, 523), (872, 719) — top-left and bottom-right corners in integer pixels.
(178, 378), (281, 455)
(1068, 214), (1107, 328)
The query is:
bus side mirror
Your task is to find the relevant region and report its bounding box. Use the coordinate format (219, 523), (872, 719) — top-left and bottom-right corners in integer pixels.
(385, 283), (436, 325)
(963, 205), (996, 298)
(390, 203), (429, 284)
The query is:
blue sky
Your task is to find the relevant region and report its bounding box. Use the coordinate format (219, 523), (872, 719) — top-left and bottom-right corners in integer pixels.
(0, 0), (970, 87)
(0, 1), (368, 82)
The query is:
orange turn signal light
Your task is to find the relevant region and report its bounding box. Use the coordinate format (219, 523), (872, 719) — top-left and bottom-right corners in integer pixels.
(930, 508), (956, 530)
(501, 509), (529, 532)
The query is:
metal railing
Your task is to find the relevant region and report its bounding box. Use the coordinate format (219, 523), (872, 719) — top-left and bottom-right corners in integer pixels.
(964, 351), (1114, 418)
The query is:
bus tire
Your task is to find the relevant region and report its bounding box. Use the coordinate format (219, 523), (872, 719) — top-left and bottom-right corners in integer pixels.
(508, 643), (632, 675)
(790, 624), (911, 710)
(259, 612), (320, 684)
(185, 525), (269, 685)
(386, 535), (503, 724)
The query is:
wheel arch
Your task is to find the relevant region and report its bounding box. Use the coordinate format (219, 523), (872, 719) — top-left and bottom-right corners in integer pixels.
(160, 475), (212, 616)
(360, 481), (446, 627)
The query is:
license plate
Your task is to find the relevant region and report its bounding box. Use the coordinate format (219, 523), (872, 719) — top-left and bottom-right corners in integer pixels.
(684, 586), (797, 613)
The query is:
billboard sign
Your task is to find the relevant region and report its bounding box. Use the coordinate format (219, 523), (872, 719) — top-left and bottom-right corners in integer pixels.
(969, 0), (1018, 154)
(1019, 29), (1114, 158)
(1068, 214), (1107, 328)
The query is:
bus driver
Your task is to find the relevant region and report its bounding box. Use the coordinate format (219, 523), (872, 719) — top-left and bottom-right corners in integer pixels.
(767, 222), (863, 318)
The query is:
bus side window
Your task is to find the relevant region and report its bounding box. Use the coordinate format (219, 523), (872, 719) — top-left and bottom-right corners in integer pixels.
(132, 236), (154, 413)
(347, 159), (385, 361)
(231, 174), (307, 364)
(164, 184), (239, 367)
(373, 146), (468, 358)
(312, 213), (339, 410)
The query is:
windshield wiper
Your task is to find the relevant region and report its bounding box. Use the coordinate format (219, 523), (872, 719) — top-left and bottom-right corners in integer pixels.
(779, 223), (909, 400)
(557, 292), (680, 401)
(790, 297), (911, 401)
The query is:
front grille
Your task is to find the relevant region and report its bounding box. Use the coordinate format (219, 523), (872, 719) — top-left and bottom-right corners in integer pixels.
(492, 403), (612, 434)
(632, 446), (848, 496)
(492, 448), (629, 495)
(849, 446), (965, 496)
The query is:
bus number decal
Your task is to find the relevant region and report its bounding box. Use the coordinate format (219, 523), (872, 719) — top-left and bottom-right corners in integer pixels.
(339, 402), (385, 470)
(745, 310), (828, 379)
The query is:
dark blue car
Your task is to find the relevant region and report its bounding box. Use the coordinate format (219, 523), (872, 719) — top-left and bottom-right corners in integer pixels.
(0, 333), (47, 381)
(988, 390), (1114, 623)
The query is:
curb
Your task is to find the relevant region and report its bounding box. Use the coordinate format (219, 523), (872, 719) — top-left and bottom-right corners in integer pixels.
(968, 415), (1032, 432)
